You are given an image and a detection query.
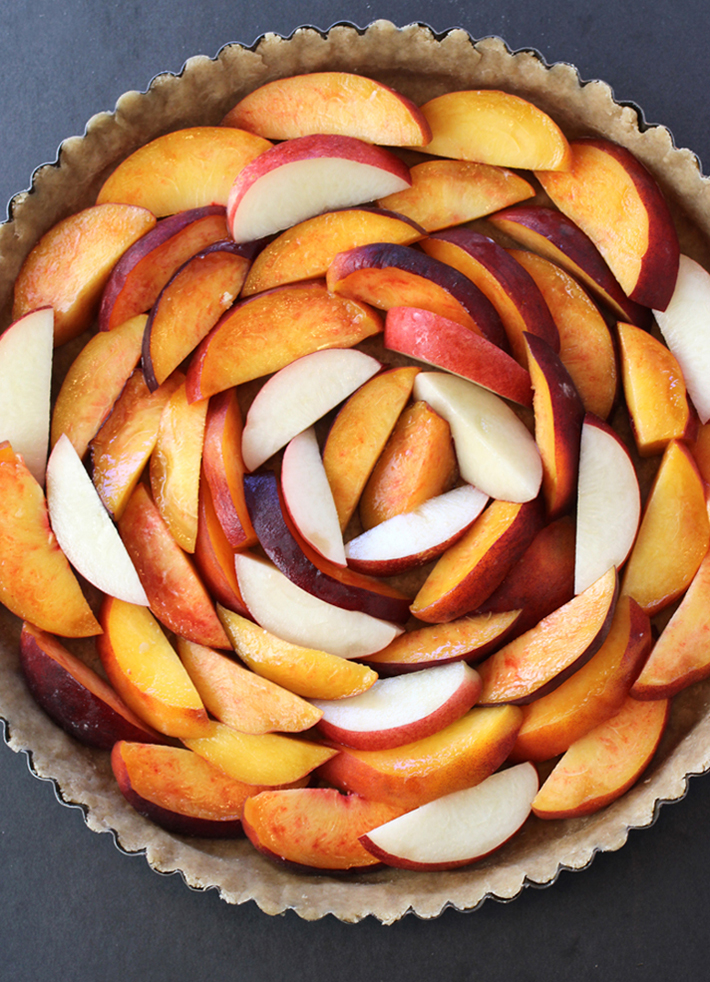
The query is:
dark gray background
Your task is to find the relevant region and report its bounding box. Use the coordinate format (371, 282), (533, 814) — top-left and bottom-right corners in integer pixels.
(2, 2), (710, 979)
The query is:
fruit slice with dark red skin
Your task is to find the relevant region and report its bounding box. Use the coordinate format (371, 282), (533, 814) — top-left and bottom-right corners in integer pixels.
(193, 478), (251, 618)
(525, 331), (585, 520)
(476, 515), (576, 638)
(141, 242), (252, 391)
(384, 306), (533, 407)
(486, 205), (653, 329)
(243, 471), (411, 624)
(421, 228), (559, 366)
(326, 242), (509, 351)
(98, 206), (229, 332)
(20, 623), (164, 750)
(242, 788), (407, 873)
(477, 565), (619, 705)
(536, 138), (680, 311)
(112, 742), (307, 839)
(531, 695), (670, 819)
(509, 595), (652, 762)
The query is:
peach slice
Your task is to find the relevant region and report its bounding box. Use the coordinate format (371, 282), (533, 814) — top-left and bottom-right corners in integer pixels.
(326, 242), (508, 350)
(97, 596), (210, 739)
(358, 399), (458, 531)
(575, 416), (641, 596)
(20, 623), (162, 749)
(510, 595), (652, 762)
(222, 71), (431, 145)
(477, 515), (576, 637)
(345, 485), (489, 577)
(149, 381), (207, 553)
(96, 127), (272, 217)
(201, 389), (256, 551)
(322, 365), (419, 531)
(46, 435), (148, 606)
(312, 661), (482, 751)
(384, 306), (533, 407)
(511, 249), (618, 420)
(218, 605), (378, 700)
(242, 787), (405, 872)
(691, 421), (710, 485)
(112, 741), (263, 838)
(377, 159), (535, 233)
(412, 372), (543, 503)
(536, 138), (680, 311)
(89, 369), (182, 519)
(281, 427), (346, 567)
(240, 348), (380, 473)
(317, 704), (523, 811)
(185, 280), (382, 403)
(421, 229), (559, 367)
(177, 637), (322, 735)
(525, 332), (585, 520)
(233, 552), (403, 659)
(98, 206), (230, 332)
(183, 719), (336, 787)
(360, 762), (538, 871)
(620, 439), (709, 616)
(142, 245), (251, 390)
(242, 472), (410, 624)
(477, 565), (619, 705)
(653, 254), (710, 424)
(617, 321), (693, 456)
(365, 612), (520, 674)
(241, 207), (424, 296)
(415, 90), (571, 171)
(0, 307), (53, 484)
(193, 478), (250, 618)
(118, 483), (231, 650)
(531, 695), (670, 819)
(51, 313), (147, 459)
(226, 134), (411, 243)
(13, 204), (156, 346)
(631, 549), (710, 700)
(411, 497), (544, 624)
(487, 204), (652, 329)
(0, 441), (100, 637)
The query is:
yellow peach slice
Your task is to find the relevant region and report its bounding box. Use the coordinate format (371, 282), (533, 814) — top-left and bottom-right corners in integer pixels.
(416, 90), (571, 170)
(217, 606), (378, 700)
(13, 204), (156, 346)
(96, 127), (272, 217)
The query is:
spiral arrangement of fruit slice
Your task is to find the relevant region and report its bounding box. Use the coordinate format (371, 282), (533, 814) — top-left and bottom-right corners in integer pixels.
(2, 69), (709, 873)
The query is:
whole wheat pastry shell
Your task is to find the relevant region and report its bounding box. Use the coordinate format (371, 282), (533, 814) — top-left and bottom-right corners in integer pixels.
(2, 20), (710, 924)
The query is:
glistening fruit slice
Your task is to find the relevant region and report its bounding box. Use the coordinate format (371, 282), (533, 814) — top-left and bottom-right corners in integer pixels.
(0, 307), (53, 484)
(412, 372), (543, 503)
(360, 762), (538, 871)
(477, 565), (619, 705)
(218, 606), (377, 700)
(415, 90), (572, 171)
(227, 134), (411, 243)
(222, 72), (431, 145)
(234, 553), (403, 659)
(0, 441), (100, 637)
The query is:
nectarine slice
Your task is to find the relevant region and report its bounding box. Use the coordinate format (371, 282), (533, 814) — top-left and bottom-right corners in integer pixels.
(416, 90), (571, 171)
(217, 606), (377, 700)
(477, 565), (619, 705)
(620, 440), (709, 616)
(96, 127), (272, 217)
(0, 441), (100, 637)
(13, 203), (156, 346)
(193, 478), (250, 617)
(242, 787), (405, 872)
(317, 704), (523, 811)
(510, 595), (652, 762)
(536, 138), (680, 311)
(532, 695), (669, 819)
